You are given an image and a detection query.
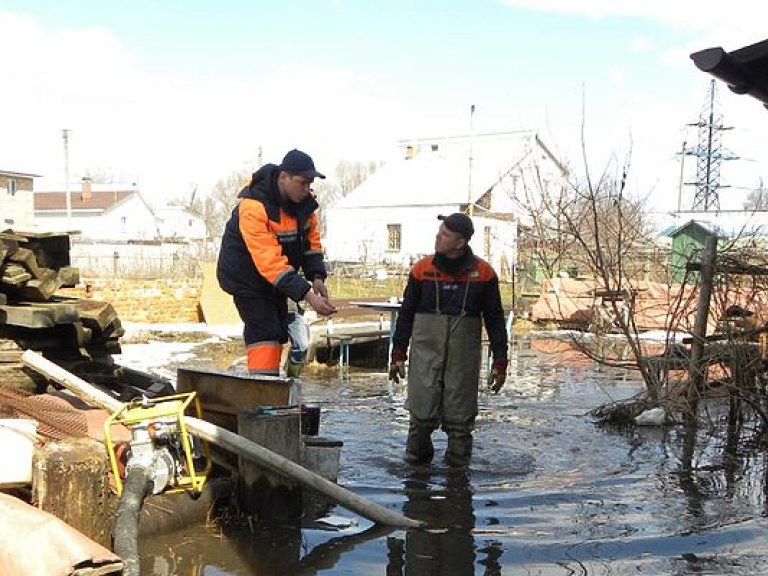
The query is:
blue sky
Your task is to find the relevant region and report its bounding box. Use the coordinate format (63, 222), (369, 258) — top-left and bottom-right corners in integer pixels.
(1, 1), (767, 212)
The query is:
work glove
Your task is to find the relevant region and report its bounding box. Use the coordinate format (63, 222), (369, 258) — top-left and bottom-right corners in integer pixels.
(487, 358), (509, 394)
(389, 348), (407, 383)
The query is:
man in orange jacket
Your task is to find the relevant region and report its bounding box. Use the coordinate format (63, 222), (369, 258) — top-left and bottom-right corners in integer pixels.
(217, 149), (337, 375)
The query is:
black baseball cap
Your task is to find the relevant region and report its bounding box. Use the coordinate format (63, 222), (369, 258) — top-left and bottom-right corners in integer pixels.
(438, 213), (474, 239)
(279, 149), (326, 179)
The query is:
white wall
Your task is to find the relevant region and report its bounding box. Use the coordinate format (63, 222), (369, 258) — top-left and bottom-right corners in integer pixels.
(154, 206), (207, 241)
(0, 190), (34, 230)
(325, 205), (458, 266)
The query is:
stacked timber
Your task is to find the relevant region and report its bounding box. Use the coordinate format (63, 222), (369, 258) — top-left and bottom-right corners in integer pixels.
(0, 230), (123, 391)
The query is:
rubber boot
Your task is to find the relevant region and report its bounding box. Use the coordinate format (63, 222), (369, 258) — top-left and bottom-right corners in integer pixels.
(405, 422), (434, 464)
(285, 360), (303, 378)
(444, 430), (473, 467)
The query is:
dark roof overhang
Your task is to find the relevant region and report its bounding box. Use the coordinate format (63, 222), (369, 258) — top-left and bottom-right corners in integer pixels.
(691, 38), (768, 109)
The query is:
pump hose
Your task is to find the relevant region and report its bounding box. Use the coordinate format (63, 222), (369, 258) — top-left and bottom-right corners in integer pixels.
(113, 464), (152, 576)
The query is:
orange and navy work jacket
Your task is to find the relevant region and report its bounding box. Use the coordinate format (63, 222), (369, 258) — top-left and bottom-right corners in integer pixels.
(392, 248), (508, 362)
(217, 164), (326, 302)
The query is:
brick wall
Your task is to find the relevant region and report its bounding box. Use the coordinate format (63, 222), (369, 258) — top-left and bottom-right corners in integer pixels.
(60, 278), (203, 323)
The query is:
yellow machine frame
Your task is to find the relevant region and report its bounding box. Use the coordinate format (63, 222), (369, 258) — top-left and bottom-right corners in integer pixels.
(104, 392), (211, 496)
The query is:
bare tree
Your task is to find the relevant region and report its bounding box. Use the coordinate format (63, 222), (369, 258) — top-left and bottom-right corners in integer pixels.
(743, 178), (768, 211)
(515, 164), (576, 282)
(314, 159), (381, 212)
(336, 159), (380, 196)
(180, 168), (249, 257)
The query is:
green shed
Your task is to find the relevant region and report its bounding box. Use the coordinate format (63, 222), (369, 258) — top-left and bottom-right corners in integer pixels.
(668, 220), (718, 284)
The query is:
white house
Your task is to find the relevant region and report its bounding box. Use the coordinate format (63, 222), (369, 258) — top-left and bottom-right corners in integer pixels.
(33, 182), (157, 241)
(323, 131), (566, 281)
(0, 170), (39, 231)
(32, 181), (209, 276)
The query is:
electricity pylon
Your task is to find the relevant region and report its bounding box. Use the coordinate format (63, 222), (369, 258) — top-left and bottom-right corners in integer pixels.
(682, 79), (739, 211)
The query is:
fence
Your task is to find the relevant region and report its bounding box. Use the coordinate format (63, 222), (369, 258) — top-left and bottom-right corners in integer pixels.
(70, 240), (208, 279)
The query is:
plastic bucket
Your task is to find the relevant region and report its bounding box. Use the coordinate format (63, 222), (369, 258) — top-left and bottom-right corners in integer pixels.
(0, 419), (38, 487)
(300, 405), (321, 436)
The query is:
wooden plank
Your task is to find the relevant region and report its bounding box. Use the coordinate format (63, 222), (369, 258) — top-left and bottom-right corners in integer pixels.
(8, 247), (46, 280)
(0, 231), (27, 242)
(72, 564), (124, 576)
(16, 271), (63, 301)
(0, 350), (23, 363)
(0, 303), (58, 328)
(1, 263), (32, 285)
(70, 298), (119, 332)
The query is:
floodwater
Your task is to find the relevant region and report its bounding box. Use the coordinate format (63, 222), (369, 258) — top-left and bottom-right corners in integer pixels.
(134, 332), (768, 575)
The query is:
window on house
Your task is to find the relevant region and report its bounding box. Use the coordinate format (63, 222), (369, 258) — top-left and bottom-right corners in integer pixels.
(7, 179), (17, 196)
(387, 224), (401, 252)
(484, 226), (492, 259)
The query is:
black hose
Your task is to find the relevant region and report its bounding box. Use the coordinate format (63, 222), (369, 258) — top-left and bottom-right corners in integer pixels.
(114, 464), (152, 576)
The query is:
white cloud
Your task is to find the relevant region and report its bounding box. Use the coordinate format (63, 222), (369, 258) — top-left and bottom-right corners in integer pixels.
(0, 10), (410, 201)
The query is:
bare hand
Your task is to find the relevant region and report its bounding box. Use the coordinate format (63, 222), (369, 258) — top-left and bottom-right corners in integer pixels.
(312, 278), (329, 299)
(304, 290), (336, 316)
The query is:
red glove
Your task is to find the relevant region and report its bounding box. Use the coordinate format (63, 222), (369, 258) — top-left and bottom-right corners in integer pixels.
(389, 348), (407, 383)
(487, 358), (508, 393)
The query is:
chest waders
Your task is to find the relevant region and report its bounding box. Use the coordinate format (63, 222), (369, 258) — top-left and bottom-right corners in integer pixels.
(405, 278), (482, 466)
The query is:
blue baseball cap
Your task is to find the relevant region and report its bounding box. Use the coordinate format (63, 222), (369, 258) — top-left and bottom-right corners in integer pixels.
(279, 149), (326, 180)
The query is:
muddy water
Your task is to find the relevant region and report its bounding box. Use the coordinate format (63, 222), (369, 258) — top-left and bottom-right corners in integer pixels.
(137, 333), (768, 575)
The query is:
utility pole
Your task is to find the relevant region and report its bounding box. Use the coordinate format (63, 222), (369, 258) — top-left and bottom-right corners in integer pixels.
(467, 104), (475, 217)
(62, 129), (72, 229)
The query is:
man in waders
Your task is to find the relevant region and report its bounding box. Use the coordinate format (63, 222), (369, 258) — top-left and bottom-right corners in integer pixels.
(217, 149), (336, 375)
(389, 213), (508, 466)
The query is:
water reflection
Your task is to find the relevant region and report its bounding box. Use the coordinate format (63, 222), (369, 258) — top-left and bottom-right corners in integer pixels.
(391, 468), (484, 575)
(136, 333), (768, 575)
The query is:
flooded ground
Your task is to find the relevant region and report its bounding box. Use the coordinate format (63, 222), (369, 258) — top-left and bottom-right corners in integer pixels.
(123, 329), (768, 575)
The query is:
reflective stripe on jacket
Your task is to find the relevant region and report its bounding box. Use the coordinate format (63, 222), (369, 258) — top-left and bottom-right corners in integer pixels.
(217, 164), (326, 302)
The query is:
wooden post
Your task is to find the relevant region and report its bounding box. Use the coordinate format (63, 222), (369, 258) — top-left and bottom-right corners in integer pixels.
(32, 437), (113, 548)
(688, 236), (718, 407)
